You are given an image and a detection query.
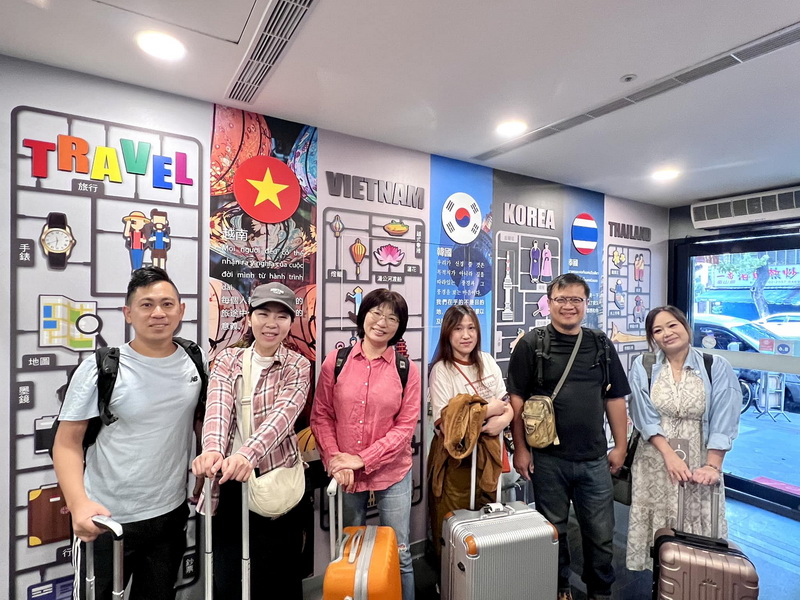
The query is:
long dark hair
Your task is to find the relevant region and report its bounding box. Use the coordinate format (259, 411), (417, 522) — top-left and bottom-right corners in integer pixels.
(644, 305), (693, 351)
(432, 304), (484, 381)
(356, 288), (408, 346)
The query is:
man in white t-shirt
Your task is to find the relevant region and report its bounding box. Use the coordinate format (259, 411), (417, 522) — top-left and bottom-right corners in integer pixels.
(53, 267), (204, 600)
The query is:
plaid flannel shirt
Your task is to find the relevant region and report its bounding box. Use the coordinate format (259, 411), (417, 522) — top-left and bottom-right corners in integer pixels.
(199, 344), (310, 514)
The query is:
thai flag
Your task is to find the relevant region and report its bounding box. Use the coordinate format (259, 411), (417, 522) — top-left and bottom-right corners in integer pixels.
(572, 213), (598, 255)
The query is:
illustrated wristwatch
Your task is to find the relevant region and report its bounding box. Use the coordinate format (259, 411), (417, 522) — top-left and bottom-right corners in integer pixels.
(40, 212), (76, 270)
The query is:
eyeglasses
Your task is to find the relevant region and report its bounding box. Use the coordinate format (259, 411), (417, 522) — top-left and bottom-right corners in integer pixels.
(550, 296), (586, 306)
(367, 309), (400, 326)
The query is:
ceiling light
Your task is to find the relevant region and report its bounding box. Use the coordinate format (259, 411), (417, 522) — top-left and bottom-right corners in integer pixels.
(496, 120), (528, 138)
(652, 168), (681, 182)
(136, 31), (186, 62)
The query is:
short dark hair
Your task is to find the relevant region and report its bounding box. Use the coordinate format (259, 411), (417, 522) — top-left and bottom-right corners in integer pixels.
(356, 288), (408, 346)
(125, 266), (180, 306)
(547, 273), (590, 299)
(432, 304), (484, 380)
(644, 305), (692, 350)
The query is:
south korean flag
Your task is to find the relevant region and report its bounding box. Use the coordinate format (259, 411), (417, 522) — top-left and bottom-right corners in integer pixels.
(441, 192), (482, 245)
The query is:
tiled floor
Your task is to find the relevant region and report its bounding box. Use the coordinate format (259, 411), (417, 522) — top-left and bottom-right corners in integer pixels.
(727, 408), (800, 488)
(410, 496), (800, 599)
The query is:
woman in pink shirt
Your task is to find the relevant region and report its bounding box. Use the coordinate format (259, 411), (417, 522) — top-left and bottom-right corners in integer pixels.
(311, 288), (421, 600)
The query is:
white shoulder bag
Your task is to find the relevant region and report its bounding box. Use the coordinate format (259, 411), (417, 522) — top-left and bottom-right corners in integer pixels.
(239, 347), (305, 518)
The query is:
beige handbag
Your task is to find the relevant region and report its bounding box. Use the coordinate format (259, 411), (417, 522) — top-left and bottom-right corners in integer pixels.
(522, 329), (582, 448)
(239, 348), (305, 518)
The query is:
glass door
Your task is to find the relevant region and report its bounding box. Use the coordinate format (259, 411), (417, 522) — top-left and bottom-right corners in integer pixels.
(673, 233), (800, 515)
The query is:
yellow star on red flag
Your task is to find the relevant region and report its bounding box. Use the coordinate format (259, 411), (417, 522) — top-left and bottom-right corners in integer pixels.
(247, 168), (289, 208)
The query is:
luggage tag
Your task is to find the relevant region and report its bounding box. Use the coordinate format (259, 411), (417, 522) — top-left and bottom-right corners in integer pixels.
(669, 438), (690, 467)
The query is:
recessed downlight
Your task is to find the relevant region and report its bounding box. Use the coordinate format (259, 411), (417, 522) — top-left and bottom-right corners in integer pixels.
(136, 31), (186, 61)
(652, 168), (681, 182)
(496, 120), (528, 137)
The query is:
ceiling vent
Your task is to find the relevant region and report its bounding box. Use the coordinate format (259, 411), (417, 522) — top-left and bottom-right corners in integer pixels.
(227, 0), (316, 104)
(473, 20), (800, 161)
(690, 185), (800, 229)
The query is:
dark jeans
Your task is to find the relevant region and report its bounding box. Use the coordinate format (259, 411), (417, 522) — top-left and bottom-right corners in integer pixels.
(76, 503), (188, 600)
(532, 452), (615, 596)
(212, 479), (305, 600)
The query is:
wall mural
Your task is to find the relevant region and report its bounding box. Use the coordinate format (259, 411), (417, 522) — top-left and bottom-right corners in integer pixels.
(427, 155), (494, 361)
(0, 57), (672, 599)
(207, 105), (318, 577)
(9, 107), (204, 599)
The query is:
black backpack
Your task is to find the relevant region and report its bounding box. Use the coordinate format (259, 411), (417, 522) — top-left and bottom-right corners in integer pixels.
(332, 345), (410, 391)
(533, 325), (611, 393)
(642, 351), (713, 386)
(48, 337), (207, 458)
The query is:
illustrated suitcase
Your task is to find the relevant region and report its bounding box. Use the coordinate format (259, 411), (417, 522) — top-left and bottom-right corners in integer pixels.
(86, 515), (124, 600)
(440, 443), (558, 600)
(651, 482), (759, 599)
(323, 479), (402, 600)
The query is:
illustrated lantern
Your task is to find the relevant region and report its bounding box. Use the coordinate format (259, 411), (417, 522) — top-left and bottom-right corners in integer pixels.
(350, 238), (367, 277)
(330, 215), (344, 238)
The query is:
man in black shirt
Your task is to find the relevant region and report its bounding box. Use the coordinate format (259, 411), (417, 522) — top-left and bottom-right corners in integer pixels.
(508, 273), (630, 600)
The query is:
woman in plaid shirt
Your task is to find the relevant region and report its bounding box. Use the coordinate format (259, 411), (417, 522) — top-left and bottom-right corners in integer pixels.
(193, 283), (310, 599)
(312, 288), (421, 600)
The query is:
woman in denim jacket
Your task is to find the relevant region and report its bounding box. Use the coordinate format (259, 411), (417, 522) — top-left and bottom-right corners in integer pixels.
(626, 306), (740, 570)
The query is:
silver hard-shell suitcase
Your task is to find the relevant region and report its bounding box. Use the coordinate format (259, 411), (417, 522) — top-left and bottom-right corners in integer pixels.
(440, 441), (558, 600)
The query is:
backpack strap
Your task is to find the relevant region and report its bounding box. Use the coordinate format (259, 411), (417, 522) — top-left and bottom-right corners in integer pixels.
(643, 351), (713, 387)
(642, 352), (657, 387)
(333, 346), (353, 382)
(333, 344), (409, 391)
(395, 352), (410, 391)
(534, 327), (548, 387)
(174, 337), (208, 424)
(591, 329), (611, 394)
(96, 347), (120, 426)
(702, 353), (714, 384)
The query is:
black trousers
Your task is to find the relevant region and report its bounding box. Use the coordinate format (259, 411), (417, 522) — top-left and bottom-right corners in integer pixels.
(212, 480), (305, 600)
(76, 503), (188, 600)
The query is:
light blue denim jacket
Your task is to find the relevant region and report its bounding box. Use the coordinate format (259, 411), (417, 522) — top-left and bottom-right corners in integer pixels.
(628, 348), (740, 450)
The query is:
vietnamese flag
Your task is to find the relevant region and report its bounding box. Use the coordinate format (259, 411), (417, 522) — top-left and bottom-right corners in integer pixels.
(233, 156), (301, 224)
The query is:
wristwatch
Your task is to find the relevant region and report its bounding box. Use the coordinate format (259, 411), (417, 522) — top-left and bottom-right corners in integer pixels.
(40, 212), (76, 270)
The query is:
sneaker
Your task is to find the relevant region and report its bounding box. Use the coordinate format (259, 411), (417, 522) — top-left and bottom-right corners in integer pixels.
(557, 589), (573, 600)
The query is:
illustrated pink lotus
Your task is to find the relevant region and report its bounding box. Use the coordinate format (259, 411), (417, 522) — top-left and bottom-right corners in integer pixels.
(373, 244), (405, 266)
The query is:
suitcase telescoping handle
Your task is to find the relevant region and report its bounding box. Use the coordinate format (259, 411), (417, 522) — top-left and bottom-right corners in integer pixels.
(677, 481), (721, 538)
(86, 515), (124, 600)
(326, 479), (346, 561)
(202, 475), (252, 600)
(468, 434), (504, 510)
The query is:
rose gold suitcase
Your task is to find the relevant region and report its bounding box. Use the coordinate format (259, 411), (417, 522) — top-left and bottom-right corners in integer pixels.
(651, 482), (759, 599)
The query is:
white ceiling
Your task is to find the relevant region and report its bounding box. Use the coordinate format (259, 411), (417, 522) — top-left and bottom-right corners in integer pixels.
(4, 0), (800, 207)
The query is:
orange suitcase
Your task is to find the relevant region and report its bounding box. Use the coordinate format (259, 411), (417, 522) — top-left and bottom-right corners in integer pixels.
(323, 480), (402, 600)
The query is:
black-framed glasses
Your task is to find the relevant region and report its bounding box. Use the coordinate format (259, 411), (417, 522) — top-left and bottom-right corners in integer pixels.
(551, 296), (586, 306)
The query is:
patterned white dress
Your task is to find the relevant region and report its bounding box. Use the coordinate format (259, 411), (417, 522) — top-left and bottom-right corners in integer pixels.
(626, 364), (727, 571)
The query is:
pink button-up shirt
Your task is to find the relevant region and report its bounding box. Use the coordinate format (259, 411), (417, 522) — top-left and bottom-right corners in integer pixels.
(311, 341), (421, 492)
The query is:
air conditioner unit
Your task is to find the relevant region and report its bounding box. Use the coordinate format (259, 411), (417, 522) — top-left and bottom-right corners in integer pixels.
(690, 185), (800, 229)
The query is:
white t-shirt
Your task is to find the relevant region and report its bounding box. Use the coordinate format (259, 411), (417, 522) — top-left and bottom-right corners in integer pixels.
(60, 342), (203, 523)
(233, 351), (274, 449)
(429, 352), (507, 423)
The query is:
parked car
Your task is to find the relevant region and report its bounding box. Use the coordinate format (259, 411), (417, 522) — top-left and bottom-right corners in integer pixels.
(693, 314), (800, 413)
(752, 312), (800, 341)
